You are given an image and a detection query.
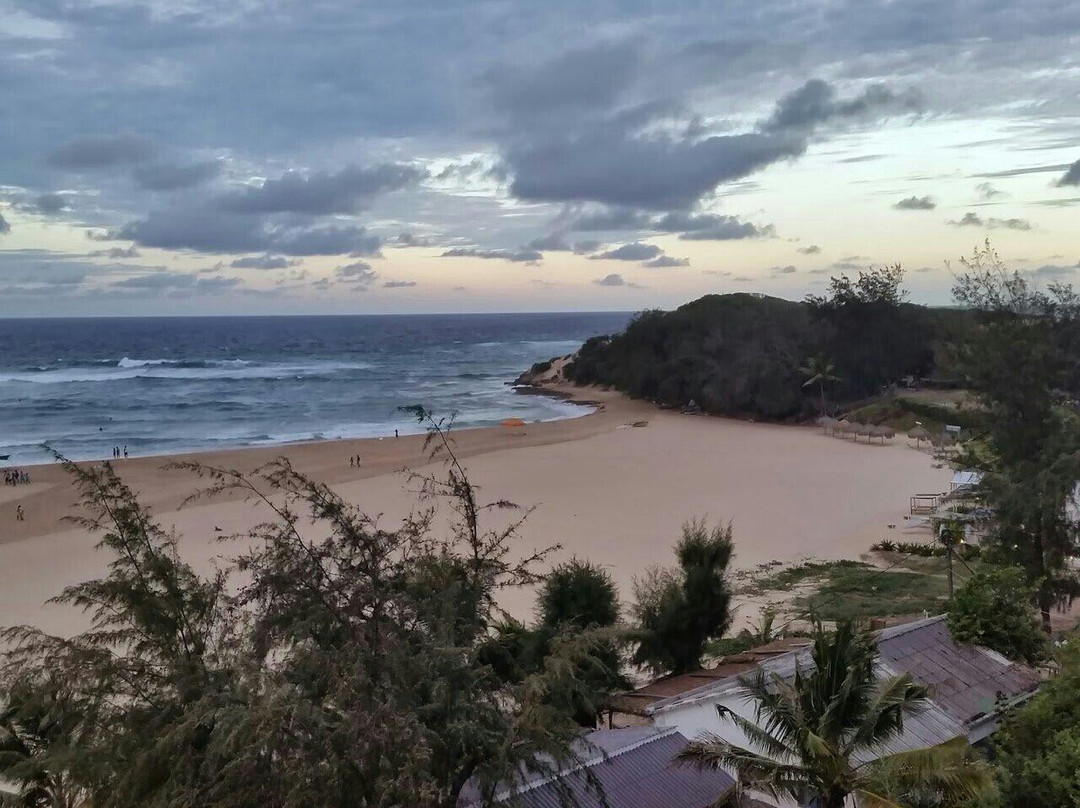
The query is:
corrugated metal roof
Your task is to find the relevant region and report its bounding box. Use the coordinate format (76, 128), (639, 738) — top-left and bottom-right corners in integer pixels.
(482, 728), (734, 808)
(607, 636), (813, 716)
(876, 615), (1040, 734)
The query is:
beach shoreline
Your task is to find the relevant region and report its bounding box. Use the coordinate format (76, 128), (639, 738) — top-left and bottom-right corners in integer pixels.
(0, 380), (951, 638)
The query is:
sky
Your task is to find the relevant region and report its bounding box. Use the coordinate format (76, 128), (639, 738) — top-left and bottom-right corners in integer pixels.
(1, 0), (1078, 316)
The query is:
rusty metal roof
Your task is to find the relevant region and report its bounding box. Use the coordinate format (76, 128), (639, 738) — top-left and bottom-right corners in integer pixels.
(607, 635), (813, 716)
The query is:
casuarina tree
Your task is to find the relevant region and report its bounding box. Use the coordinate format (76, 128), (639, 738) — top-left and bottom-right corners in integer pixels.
(631, 519), (734, 675)
(1, 413), (615, 808)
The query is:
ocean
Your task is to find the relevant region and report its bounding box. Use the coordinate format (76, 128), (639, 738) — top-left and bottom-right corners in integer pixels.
(0, 312), (631, 465)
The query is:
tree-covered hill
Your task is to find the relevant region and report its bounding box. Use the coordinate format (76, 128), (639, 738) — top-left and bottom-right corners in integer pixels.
(564, 267), (970, 420)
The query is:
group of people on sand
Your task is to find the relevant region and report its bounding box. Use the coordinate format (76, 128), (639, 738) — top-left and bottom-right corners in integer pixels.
(5, 469), (31, 486)
(111, 446), (128, 459)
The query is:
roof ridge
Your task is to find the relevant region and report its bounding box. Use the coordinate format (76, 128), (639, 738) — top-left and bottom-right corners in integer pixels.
(876, 614), (946, 640)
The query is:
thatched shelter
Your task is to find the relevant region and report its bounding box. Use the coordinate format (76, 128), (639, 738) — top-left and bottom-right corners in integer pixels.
(908, 425), (931, 447)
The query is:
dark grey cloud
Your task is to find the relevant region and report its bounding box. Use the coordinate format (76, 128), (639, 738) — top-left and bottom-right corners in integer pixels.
(383, 280), (417, 288)
(230, 254), (299, 269)
(335, 261), (378, 286)
(947, 212), (1033, 230)
(49, 134), (155, 170)
(797, 244), (821, 255)
(111, 271), (240, 294)
(34, 193), (71, 215)
(838, 154), (887, 163)
(394, 232), (436, 248)
(593, 273), (638, 288)
(572, 240), (602, 254)
(655, 212), (773, 240)
(497, 61), (920, 211)
(973, 163), (1073, 179)
(975, 182), (1003, 200)
(1032, 262), (1079, 277)
(524, 233), (572, 251)
(485, 40), (642, 123)
(643, 255), (689, 268)
(133, 160), (223, 191)
(89, 245), (140, 259)
(440, 247), (542, 263)
(560, 206), (652, 232)
(893, 195), (936, 210)
(770, 264), (798, 275)
(1058, 160), (1080, 187)
(761, 79), (922, 134)
(948, 212), (984, 227)
(117, 209), (383, 255)
(0, 212), (9, 235)
(219, 164), (423, 215)
(590, 242), (662, 261)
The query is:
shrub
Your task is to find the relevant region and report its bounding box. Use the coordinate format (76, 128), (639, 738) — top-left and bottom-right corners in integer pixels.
(948, 566), (1050, 664)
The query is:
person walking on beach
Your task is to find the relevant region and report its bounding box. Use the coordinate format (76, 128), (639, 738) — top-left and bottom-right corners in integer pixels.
(16, 505), (24, 522)
(395, 429), (399, 438)
(350, 456), (354, 467)
(123, 446), (128, 458)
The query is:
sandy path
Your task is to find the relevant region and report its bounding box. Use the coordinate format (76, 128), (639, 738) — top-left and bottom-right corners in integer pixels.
(0, 390), (949, 636)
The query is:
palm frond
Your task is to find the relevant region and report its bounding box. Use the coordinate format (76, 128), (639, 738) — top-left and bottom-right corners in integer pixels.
(857, 738), (995, 806)
(714, 704), (795, 761)
(677, 735), (811, 804)
(844, 673), (927, 755)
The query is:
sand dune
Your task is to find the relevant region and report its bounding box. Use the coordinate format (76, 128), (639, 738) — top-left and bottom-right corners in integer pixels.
(0, 389), (949, 636)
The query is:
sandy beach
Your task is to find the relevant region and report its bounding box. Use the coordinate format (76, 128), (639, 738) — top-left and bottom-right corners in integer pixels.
(0, 386), (949, 637)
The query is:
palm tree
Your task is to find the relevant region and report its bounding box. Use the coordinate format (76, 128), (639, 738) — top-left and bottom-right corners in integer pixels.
(677, 620), (992, 808)
(0, 681), (90, 808)
(800, 356), (840, 416)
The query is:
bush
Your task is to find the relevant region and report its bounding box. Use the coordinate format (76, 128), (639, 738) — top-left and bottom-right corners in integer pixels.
(991, 641), (1080, 807)
(631, 520), (734, 675)
(948, 566), (1050, 664)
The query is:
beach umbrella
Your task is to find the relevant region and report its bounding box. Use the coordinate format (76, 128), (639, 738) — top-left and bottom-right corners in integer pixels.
(853, 422), (871, 442)
(908, 425), (931, 447)
(880, 425), (896, 441)
(836, 418), (852, 439)
(866, 424), (884, 443)
(501, 417), (526, 428)
(816, 415), (836, 434)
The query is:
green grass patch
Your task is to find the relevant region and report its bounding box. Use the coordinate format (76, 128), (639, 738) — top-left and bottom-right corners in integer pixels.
(755, 559), (867, 592)
(792, 560), (949, 621)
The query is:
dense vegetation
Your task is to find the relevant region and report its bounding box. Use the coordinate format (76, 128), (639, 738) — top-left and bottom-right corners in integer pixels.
(990, 641), (1080, 808)
(947, 567), (1050, 665)
(0, 418), (626, 808)
(566, 266), (965, 419)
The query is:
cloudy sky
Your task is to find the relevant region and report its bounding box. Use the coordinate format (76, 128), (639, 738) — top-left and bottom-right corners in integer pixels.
(1, 0), (1078, 316)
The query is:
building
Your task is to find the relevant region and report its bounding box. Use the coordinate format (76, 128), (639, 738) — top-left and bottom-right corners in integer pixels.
(610, 616), (1040, 757)
(458, 726), (735, 808)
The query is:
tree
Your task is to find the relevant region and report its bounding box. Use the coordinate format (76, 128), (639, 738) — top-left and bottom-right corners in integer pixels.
(0, 676), (93, 808)
(537, 558), (620, 632)
(990, 640), (1080, 807)
(947, 567), (1050, 665)
(631, 520), (734, 675)
(1, 415), (614, 808)
(800, 355), (840, 415)
(951, 240), (1080, 631)
(678, 620), (993, 808)
(494, 558), (627, 727)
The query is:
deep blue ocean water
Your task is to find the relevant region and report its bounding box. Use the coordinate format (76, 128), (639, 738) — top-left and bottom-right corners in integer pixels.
(0, 313), (632, 465)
